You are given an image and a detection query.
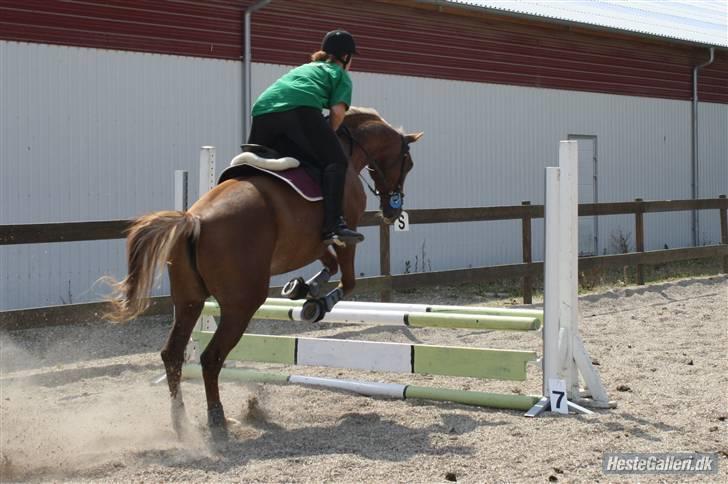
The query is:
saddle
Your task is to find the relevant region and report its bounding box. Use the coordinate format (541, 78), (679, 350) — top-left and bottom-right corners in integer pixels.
(230, 144), (300, 170)
(218, 145), (323, 201)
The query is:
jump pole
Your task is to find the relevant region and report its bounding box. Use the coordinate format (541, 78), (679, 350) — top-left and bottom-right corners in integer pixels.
(199, 302), (541, 331)
(191, 329), (537, 381)
(181, 364), (541, 410)
(236, 298), (544, 323)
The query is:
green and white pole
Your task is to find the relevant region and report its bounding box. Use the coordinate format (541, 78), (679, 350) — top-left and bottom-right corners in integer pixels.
(182, 365), (541, 411)
(191, 331), (537, 381)
(226, 297), (544, 323)
(201, 301), (541, 331)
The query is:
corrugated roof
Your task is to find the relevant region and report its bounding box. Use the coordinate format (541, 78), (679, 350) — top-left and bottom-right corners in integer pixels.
(435, 0), (728, 47)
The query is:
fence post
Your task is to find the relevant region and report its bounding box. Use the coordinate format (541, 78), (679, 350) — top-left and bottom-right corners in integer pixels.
(379, 221), (392, 302)
(634, 198), (645, 285)
(521, 201), (533, 304)
(199, 146), (216, 198)
(720, 195), (727, 274)
(174, 170), (189, 211)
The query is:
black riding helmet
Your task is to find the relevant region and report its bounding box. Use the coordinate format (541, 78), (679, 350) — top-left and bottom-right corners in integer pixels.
(321, 30), (358, 65)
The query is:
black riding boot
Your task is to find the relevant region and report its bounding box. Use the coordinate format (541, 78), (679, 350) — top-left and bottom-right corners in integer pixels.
(321, 164), (364, 246)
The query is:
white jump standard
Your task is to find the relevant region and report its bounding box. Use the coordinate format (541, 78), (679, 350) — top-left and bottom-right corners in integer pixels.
(529, 140), (614, 416)
(182, 141), (613, 416)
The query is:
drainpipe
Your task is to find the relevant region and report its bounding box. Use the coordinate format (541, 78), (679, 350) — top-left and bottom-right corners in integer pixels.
(691, 47), (715, 246)
(243, 0), (273, 144)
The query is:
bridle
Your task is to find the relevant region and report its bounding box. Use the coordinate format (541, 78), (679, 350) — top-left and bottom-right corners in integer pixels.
(338, 125), (410, 210)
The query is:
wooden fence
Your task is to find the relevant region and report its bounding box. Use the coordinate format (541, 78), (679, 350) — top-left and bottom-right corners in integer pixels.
(365, 196), (728, 302)
(1, 196), (726, 328)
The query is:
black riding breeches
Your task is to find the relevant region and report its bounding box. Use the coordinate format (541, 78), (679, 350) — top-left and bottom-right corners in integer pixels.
(247, 107), (348, 180)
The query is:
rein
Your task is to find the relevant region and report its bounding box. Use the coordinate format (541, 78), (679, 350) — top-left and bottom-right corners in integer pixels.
(338, 125), (409, 208)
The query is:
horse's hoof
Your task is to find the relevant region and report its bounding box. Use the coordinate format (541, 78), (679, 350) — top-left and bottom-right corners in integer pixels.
(301, 299), (324, 323)
(172, 416), (193, 441)
(282, 277), (308, 300)
(209, 424), (230, 444)
(171, 399), (193, 441)
(208, 402), (226, 424)
(323, 288), (343, 312)
(207, 404), (230, 444)
(307, 280), (322, 298)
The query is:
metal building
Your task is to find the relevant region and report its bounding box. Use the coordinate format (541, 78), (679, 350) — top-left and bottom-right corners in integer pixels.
(1, 0), (726, 310)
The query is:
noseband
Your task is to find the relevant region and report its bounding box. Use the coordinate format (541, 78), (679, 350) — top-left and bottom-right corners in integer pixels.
(338, 125), (409, 209)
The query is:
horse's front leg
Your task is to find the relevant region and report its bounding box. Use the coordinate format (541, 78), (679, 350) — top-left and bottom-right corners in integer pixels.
(319, 237), (357, 308)
(333, 243), (357, 298)
(305, 248), (341, 298)
(281, 248), (339, 299)
(298, 245), (354, 322)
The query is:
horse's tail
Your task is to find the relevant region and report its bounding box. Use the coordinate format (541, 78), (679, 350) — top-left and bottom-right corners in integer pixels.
(104, 211), (201, 322)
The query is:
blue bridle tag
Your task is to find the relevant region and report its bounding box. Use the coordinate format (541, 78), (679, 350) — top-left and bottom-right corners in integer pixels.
(389, 192), (403, 209)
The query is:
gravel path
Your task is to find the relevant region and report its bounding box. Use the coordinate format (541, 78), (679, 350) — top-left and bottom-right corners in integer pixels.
(1, 275), (726, 482)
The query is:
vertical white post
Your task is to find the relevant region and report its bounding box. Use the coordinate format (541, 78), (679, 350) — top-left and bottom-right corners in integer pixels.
(199, 146), (216, 198)
(543, 167), (561, 397)
(174, 170), (188, 211)
(558, 140), (580, 399)
(530, 141), (612, 415)
(189, 146), (216, 361)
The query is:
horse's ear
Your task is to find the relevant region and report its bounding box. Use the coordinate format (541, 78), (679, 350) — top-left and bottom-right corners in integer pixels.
(405, 132), (424, 144)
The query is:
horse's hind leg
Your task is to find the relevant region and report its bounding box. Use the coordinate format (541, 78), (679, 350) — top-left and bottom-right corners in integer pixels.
(199, 274), (269, 441)
(162, 300), (204, 438)
(161, 240), (208, 438)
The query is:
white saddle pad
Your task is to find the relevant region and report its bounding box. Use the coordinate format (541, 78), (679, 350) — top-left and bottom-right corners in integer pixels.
(229, 152), (300, 171)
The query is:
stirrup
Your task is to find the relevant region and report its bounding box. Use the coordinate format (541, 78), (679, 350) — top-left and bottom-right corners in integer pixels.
(323, 227), (365, 247)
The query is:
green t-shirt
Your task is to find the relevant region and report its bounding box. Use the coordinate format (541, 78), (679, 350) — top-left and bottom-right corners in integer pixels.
(252, 61), (353, 116)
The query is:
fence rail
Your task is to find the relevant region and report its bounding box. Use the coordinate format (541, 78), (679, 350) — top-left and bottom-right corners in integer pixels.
(1, 196), (726, 326)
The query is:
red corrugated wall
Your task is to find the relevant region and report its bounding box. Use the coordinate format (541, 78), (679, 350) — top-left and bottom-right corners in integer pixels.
(1, 0), (726, 103)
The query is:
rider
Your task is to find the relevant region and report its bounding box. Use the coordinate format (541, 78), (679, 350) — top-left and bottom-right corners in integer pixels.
(248, 29), (364, 246)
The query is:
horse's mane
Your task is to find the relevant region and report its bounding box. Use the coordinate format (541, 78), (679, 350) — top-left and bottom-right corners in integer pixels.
(346, 106), (381, 118)
(344, 106), (399, 132)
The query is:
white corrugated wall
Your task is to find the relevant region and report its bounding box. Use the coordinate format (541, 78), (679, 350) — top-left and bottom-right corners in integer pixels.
(1, 42), (726, 310)
(697, 102), (728, 244)
(1, 42), (242, 309)
(339, 67), (725, 273)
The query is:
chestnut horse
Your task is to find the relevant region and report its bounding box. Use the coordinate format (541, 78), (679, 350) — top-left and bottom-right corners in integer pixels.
(105, 108), (422, 440)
